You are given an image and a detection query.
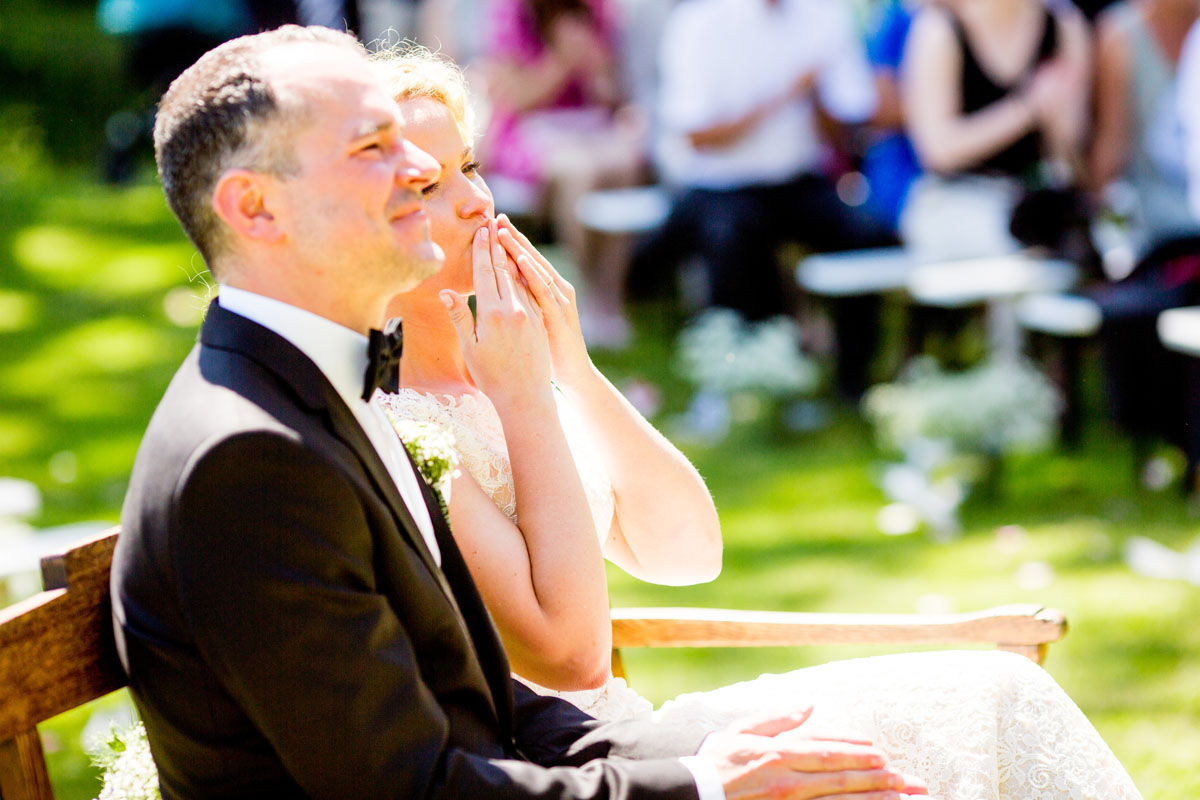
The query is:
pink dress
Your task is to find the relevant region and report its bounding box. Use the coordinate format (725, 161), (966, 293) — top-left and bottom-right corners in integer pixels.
(483, 0), (622, 185)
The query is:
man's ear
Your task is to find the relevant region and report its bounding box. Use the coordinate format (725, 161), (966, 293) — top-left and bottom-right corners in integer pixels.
(212, 169), (284, 243)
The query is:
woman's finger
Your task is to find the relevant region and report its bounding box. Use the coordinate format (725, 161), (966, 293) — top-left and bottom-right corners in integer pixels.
(514, 253), (556, 310)
(488, 218), (511, 301)
(495, 224), (535, 267)
(498, 214), (561, 281)
(472, 227), (501, 302)
(498, 226), (572, 309)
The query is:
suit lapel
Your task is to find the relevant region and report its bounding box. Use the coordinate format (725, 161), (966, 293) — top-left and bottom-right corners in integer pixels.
(410, 451), (515, 736)
(200, 303), (448, 597)
(202, 302), (510, 728)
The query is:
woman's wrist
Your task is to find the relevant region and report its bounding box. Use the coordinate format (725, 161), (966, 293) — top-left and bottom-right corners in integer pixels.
(1016, 86), (1040, 131)
(488, 382), (559, 420)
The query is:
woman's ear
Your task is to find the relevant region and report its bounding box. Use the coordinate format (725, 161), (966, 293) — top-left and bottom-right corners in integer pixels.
(211, 169), (284, 243)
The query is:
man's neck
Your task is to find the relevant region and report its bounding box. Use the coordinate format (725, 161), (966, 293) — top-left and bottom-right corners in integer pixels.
(220, 273), (389, 338)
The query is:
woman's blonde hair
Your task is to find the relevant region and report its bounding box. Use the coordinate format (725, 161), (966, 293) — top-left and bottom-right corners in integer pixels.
(371, 44), (476, 141)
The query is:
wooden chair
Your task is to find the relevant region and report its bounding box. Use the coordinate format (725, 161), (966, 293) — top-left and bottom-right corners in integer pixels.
(0, 528), (1068, 800)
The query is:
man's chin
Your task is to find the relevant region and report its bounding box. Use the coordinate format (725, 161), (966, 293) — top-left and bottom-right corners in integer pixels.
(416, 241), (446, 278)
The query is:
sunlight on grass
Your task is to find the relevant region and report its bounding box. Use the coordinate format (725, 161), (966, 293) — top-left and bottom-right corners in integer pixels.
(42, 185), (177, 230)
(1, 317), (176, 398)
(0, 289), (41, 331)
(13, 224), (199, 296)
(44, 378), (150, 421)
(0, 413), (44, 459)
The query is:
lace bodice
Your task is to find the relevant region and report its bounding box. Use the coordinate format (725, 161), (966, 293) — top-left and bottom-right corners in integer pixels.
(380, 388), (616, 539)
(379, 388), (650, 720)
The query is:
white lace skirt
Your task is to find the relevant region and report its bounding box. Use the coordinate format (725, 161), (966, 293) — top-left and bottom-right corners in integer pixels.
(545, 650), (1142, 800)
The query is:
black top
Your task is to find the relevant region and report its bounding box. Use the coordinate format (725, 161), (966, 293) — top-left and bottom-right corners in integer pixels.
(953, 5), (1059, 177)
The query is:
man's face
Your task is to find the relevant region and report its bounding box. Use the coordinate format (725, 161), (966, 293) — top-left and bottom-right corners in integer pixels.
(262, 44), (444, 298)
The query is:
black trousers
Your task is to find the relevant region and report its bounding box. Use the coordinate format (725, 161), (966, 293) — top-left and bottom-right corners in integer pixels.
(656, 173), (894, 320)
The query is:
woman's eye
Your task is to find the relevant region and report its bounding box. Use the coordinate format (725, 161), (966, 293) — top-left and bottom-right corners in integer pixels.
(422, 181), (441, 196)
(463, 160), (481, 176)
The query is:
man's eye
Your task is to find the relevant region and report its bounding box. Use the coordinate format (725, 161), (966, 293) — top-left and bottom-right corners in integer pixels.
(463, 160), (481, 175)
(422, 182), (440, 196)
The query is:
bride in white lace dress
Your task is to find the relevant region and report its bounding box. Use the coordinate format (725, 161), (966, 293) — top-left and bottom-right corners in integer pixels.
(373, 48), (1143, 800)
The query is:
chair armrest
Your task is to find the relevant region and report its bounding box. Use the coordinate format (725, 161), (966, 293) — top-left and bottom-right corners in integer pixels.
(610, 604), (1067, 665)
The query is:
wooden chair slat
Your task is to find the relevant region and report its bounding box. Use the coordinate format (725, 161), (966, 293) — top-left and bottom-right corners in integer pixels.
(0, 530), (124, 743)
(0, 728), (55, 800)
(610, 604), (1067, 663)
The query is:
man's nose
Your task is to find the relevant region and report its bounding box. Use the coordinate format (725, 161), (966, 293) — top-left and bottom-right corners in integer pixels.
(394, 138), (439, 191)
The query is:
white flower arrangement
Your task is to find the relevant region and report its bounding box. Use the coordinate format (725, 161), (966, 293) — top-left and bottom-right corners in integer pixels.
(862, 357), (1061, 537)
(863, 356), (1061, 456)
(675, 309), (819, 397)
(88, 721), (159, 800)
(87, 422), (459, 796)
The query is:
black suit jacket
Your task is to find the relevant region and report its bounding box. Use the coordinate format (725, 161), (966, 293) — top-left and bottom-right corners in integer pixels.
(112, 301), (704, 799)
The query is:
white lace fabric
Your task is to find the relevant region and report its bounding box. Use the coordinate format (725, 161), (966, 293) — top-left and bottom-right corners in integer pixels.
(380, 388), (1143, 800)
(380, 388), (615, 540)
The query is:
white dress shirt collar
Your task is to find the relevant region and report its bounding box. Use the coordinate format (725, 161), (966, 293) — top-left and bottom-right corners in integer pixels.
(218, 285), (370, 408)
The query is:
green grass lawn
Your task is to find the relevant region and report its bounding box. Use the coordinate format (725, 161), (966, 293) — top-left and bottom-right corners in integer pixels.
(3, 157), (1199, 799)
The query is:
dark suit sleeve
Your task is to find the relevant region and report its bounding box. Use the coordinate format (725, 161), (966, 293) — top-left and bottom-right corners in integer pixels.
(170, 432), (700, 800)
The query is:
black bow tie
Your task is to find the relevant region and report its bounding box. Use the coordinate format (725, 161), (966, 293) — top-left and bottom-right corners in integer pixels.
(362, 320), (403, 400)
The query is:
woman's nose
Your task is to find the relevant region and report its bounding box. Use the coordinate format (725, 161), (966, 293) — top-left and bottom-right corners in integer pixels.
(457, 179), (490, 219)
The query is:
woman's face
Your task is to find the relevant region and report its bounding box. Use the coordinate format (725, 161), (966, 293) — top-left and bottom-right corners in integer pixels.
(396, 97), (493, 295)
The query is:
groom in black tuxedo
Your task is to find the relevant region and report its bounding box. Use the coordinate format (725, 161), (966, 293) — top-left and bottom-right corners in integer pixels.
(111, 24), (916, 800)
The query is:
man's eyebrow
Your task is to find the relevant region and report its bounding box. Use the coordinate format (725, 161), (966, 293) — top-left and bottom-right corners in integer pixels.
(350, 119), (396, 140)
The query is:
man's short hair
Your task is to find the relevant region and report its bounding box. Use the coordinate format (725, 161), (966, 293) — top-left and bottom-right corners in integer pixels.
(154, 25), (365, 273)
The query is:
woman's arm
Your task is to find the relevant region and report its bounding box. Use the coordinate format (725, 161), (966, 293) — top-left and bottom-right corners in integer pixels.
(487, 53), (578, 114)
(902, 7), (1042, 173)
(1087, 12), (1132, 191)
(498, 216), (723, 586)
(1039, 7), (1092, 177)
(487, 13), (618, 113)
(685, 72), (815, 150)
(441, 223), (611, 690)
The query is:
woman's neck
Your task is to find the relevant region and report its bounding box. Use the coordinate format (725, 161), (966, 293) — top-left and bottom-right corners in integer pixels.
(1141, 0), (1198, 65)
(395, 293), (478, 398)
(959, 0), (1031, 28)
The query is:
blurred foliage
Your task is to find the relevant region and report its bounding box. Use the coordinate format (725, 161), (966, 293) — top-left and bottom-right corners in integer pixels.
(1, 0), (134, 170)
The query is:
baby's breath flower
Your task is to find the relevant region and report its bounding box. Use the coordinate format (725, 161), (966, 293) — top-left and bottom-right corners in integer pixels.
(675, 309), (818, 396)
(863, 357), (1061, 456)
(89, 721), (160, 800)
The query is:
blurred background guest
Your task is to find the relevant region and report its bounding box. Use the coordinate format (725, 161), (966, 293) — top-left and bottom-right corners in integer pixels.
(648, 0), (890, 324)
(859, 0), (923, 235)
(1175, 11), (1200, 220)
(476, 0), (648, 347)
(1088, 0), (1200, 255)
(900, 0), (1090, 261)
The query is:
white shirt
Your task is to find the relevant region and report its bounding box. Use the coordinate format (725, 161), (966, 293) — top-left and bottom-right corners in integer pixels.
(217, 286), (440, 565)
(1178, 19), (1200, 221)
(656, 0), (877, 189)
(217, 287), (721, 798)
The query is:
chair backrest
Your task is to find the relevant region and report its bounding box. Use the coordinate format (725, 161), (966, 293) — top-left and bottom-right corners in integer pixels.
(0, 528), (124, 800)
